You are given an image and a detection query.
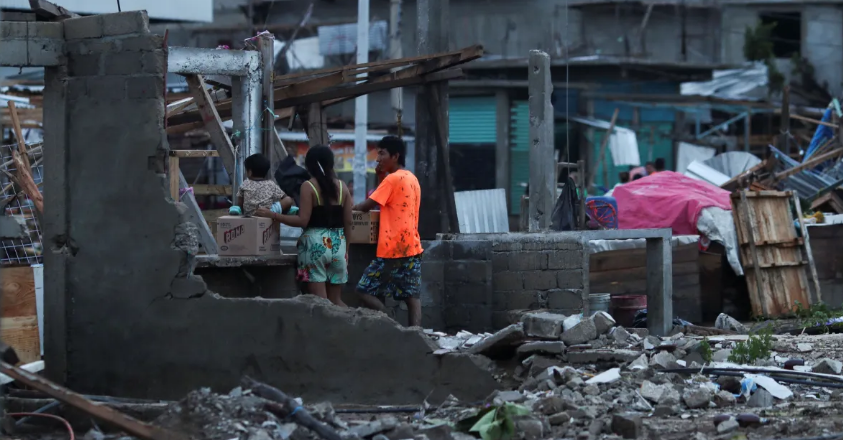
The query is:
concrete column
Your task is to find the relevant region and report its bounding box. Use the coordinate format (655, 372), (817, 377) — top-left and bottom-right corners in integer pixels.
(415, 0), (450, 238)
(646, 237), (673, 336)
(495, 90), (510, 207)
(42, 66), (69, 384)
(527, 50), (554, 232)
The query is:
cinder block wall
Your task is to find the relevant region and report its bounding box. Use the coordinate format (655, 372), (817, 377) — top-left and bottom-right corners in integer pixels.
(420, 233), (589, 333)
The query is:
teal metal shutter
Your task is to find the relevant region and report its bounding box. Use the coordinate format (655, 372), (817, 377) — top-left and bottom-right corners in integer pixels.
(449, 96), (497, 144)
(510, 101), (529, 214)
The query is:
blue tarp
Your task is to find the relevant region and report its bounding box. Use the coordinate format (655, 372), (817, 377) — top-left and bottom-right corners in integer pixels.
(804, 107), (834, 161)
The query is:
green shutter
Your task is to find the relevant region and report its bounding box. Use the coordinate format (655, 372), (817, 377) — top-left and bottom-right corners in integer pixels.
(510, 101), (530, 214)
(449, 96), (497, 144)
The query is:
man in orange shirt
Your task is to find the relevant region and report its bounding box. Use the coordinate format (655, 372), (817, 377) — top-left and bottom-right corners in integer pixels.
(353, 136), (424, 326)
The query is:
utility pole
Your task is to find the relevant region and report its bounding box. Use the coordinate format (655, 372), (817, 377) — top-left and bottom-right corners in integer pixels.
(416, 0), (451, 238)
(389, 0), (403, 132)
(353, 0), (370, 203)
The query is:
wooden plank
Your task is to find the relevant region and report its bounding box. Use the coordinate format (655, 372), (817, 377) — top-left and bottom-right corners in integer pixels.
(191, 184), (232, 196)
(184, 75), (237, 183)
(0, 316), (39, 364)
(302, 103), (330, 147)
(589, 243), (699, 272)
(790, 112), (838, 129)
(170, 150), (220, 158)
(1, 267), (36, 318)
(773, 147), (843, 182)
(169, 156), (179, 200)
(794, 191), (822, 305)
(591, 275), (700, 296)
(736, 190), (766, 317)
(8, 102), (32, 171)
(0, 361), (189, 440)
(7, 103), (43, 214)
(589, 261), (699, 285)
(428, 85), (459, 233)
(743, 260), (807, 269)
(738, 237), (804, 248)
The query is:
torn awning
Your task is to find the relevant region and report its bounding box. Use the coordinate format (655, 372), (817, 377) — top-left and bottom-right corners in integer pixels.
(570, 117), (641, 167)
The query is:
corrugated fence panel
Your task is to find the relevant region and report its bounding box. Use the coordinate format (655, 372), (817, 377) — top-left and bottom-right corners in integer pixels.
(454, 189), (509, 233)
(510, 101), (530, 214)
(449, 96), (497, 144)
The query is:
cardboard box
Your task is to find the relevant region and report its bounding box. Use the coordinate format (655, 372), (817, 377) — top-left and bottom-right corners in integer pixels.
(216, 216), (281, 256)
(349, 211), (380, 244)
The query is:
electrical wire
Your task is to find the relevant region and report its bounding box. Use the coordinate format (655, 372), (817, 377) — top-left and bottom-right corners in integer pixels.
(8, 413), (75, 440)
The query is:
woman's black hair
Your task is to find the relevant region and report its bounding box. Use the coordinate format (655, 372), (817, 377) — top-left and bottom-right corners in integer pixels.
(304, 145), (338, 203)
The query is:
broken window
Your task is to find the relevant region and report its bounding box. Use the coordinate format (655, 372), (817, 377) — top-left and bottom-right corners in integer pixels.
(758, 11), (801, 58)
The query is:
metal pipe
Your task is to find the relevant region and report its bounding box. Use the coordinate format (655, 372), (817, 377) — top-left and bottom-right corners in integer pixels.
(354, 0), (371, 203)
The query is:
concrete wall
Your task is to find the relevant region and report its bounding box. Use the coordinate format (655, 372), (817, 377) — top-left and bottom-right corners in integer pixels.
(721, 4), (843, 96)
(16, 10), (500, 405)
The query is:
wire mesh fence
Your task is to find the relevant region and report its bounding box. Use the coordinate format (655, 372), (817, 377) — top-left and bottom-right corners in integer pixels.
(0, 142), (43, 266)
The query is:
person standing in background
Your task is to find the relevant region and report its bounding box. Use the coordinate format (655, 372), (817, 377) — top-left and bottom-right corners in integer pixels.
(353, 136), (424, 327)
(654, 158), (666, 173)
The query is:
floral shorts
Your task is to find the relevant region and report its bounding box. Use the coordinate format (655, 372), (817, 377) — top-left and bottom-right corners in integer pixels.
(356, 255), (422, 300)
(296, 227), (348, 284)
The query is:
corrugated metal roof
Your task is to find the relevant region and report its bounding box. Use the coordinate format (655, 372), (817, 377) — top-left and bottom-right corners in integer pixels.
(449, 96), (496, 144)
(681, 62), (768, 101)
(454, 189), (509, 233)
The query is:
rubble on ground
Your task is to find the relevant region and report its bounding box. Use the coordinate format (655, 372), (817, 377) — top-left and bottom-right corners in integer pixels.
(17, 311), (843, 440)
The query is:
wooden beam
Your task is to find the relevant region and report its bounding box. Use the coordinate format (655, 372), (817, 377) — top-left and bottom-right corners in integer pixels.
(428, 86), (459, 233)
(7, 102), (31, 171)
(191, 184), (233, 196)
(301, 103), (330, 147)
(790, 112), (838, 129)
(258, 33), (275, 160)
(272, 45), (482, 87)
(0, 361), (188, 440)
(184, 75), (237, 183)
(773, 147), (843, 181)
(28, 0), (79, 19)
(169, 68), (462, 127)
(272, 68), (464, 112)
(7, 103), (42, 214)
(169, 156), (180, 200)
(170, 150), (220, 158)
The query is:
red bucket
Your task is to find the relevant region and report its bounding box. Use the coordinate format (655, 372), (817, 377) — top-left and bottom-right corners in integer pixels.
(611, 295), (647, 327)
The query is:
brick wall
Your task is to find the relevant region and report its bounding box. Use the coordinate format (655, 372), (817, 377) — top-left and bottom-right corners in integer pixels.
(0, 21), (64, 66)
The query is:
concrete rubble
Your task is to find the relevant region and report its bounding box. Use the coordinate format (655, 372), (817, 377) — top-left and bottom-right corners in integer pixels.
(13, 309), (843, 440)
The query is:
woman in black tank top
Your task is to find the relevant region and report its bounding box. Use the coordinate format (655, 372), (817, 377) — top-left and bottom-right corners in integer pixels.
(257, 146), (352, 306)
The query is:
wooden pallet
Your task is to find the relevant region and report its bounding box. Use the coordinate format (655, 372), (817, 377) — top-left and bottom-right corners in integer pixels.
(731, 190), (821, 317)
(0, 266), (39, 364)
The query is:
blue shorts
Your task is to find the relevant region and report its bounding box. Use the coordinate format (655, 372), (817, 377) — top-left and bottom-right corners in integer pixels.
(356, 255), (422, 300)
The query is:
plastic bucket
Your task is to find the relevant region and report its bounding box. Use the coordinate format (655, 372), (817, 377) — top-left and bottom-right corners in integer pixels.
(611, 295), (647, 327)
(588, 293), (611, 314)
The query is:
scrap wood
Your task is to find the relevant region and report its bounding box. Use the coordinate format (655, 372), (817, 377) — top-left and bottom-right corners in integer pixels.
(0, 361), (189, 440)
(6, 103), (43, 213)
(242, 376), (342, 440)
(773, 147), (843, 182)
(168, 45), (481, 126)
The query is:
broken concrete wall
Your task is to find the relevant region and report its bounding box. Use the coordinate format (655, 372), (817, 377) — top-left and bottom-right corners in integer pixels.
(16, 10), (500, 405)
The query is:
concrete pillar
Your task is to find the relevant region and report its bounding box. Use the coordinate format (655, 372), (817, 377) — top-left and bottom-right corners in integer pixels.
(527, 50), (555, 232)
(646, 237), (673, 336)
(415, 0), (450, 238)
(495, 90), (510, 208)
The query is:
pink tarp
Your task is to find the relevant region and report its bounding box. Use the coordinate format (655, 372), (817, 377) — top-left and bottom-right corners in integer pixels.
(612, 171), (732, 235)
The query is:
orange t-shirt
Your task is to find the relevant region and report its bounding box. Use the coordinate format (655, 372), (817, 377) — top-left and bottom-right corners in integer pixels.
(369, 169), (423, 259)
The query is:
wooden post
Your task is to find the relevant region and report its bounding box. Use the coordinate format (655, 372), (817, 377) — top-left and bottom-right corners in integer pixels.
(428, 86), (459, 233)
(303, 102), (330, 147)
(258, 33), (276, 167)
(415, 0), (450, 238)
(577, 159), (586, 230)
(778, 86), (791, 156)
(169, 156), (180, 200)
(598, 108), (619, 189)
